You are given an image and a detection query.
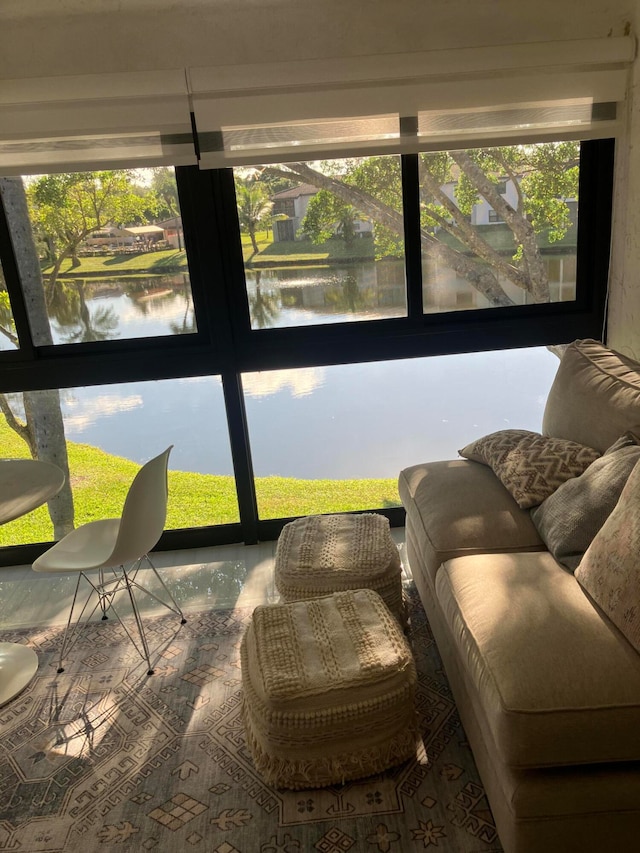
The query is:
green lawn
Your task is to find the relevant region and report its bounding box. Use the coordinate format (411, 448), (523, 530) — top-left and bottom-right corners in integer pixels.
(42, 249), (189, 277)
(40, 234), (376, 279)
(0, 422), (400, 548)
(242, 231), (375, 265)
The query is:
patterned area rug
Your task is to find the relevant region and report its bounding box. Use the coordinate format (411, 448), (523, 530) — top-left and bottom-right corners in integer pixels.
(0, 584), (503, 852)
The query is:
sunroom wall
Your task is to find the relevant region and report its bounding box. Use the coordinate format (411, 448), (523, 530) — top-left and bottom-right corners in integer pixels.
(607, 3), (640, 358)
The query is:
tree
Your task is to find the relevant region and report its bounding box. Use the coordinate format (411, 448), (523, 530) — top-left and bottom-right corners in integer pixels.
(149, 167), (180, 221)
(0, 177), (75, 538)
(301, 190), (360, 247)
(234, 178), (274, 256)
(28, 170), (151, 307)
(264, 142), (580, 308)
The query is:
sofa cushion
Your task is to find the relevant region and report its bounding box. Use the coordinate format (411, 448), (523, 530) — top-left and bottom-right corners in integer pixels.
(543, 339), (640, 453)
(576, 458), (640, 655)
(531, 432), (640, 570)
(398, 459), (544, 586)
(459, 429), (600, 508)
(435, 551), (640, 769)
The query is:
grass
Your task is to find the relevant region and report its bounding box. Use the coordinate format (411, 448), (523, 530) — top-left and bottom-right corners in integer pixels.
(0, 420), (400, 548)
(41, 249), (189, 277)
(40, 234), (375, 279)
(242, 231), (375, 265)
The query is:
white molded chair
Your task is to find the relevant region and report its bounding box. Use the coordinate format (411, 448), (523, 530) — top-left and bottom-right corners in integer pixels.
(33, 446), (185, 675)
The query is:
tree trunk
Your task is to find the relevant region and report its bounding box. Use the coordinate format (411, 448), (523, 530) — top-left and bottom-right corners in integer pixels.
(0, 177), (75, 538)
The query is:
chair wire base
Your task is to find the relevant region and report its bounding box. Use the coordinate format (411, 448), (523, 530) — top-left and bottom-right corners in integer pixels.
(56, 555), (186, 675)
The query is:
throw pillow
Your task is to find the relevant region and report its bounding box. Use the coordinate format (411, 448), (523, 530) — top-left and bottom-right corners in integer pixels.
(575, 458), (640, 654)
(459, 429), (600, 509)
(530, 432), (640, 571)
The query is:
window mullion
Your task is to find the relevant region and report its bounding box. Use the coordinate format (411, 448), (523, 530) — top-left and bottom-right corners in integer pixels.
(222, 370), (258, 544)
(400, 149), (424, 320)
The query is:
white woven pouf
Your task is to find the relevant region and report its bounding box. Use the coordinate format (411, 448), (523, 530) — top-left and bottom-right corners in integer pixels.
(275, 513), (405, 624)
(241, 588), (418, 790)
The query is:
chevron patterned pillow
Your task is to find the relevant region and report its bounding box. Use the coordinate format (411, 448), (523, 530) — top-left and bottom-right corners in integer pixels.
(459, 429), (601, 509)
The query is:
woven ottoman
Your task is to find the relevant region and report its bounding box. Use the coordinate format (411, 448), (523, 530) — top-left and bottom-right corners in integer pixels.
(275, 513), (405, 624)
(241, 588), (418, 790)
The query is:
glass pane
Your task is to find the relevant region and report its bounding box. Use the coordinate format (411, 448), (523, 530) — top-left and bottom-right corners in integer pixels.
(0, 258), (18, 351)
(0, 376), (238, 548)
(4, 168), (196, 345)
(233, 156), (407, 329)
(419, 142), (579, 313)
(244, 346), (560, 519)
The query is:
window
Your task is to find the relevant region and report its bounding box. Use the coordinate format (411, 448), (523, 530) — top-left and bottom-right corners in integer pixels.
(419, 142), (580, 314)
(233, 156), (407, 330)
(0, 136), (614, 562)
(244, 346), (560, 519)
(0, 377), (239, 548)
(17, 169), (197, 346)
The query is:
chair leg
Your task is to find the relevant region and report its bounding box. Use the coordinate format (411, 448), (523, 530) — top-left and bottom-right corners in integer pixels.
(57, 574), (82, 673)
(57, 572), (105, 673)
(128, 555), (187, 625)
(55, 559), (185, 677)
(146, 555), (187, 625)
(121, 566), (155, 675)
(99, 568), (109, 620)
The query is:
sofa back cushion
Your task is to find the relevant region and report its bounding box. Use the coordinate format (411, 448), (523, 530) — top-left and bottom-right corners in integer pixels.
(543, 339), (640, 453)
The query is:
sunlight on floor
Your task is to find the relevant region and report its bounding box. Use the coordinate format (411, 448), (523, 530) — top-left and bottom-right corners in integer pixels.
(0, 528), (409, 630)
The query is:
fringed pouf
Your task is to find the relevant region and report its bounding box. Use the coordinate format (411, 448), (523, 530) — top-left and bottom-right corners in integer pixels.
(274, 513), (405, 624)
(240, 588), (418, 790)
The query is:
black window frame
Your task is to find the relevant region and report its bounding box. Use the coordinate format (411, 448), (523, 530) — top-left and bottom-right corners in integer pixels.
(0, 138), (614, 565)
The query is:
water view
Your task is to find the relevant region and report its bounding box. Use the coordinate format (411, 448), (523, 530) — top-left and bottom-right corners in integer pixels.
(0, 151), (583, 543)
(58, 346), (560, 480)
(49, 274), (194, 344)
(42, 252), (575, 343)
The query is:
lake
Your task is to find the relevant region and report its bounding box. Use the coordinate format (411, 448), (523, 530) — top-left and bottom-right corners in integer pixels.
(30, 265), (563, 479)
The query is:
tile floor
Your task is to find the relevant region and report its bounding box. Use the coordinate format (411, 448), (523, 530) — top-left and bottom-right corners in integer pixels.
(0, 528), (410, 630)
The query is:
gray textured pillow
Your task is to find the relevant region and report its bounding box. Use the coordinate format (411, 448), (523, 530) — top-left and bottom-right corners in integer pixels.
(459, 429), (600, 509)
(530, 432), (640, 571)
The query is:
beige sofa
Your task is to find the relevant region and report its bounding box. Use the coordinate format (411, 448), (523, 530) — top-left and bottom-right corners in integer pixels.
(398, 339), (640, 853)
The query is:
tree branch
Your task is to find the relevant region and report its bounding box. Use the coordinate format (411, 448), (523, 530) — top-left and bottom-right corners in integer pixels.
(451, 151), (550, 302)
(0, 394), (35, 456)
(419, 168), (534, 293)
(269, 163), (515, 308)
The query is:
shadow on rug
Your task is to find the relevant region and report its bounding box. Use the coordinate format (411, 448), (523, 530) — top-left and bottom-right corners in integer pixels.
(0, 584), (503, 852)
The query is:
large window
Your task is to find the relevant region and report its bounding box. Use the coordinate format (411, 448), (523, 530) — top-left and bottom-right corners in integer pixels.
(0, 137), (614, 562)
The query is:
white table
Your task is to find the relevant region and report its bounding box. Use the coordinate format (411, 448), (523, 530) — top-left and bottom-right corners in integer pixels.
(0, 458), (65, 706)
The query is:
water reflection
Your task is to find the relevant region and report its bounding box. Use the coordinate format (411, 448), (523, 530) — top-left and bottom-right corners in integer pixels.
(51, 280), (119, 343)
(244, 260), (407, 329)
(47, 253), (576, 340)
(50, 274), (195, 343)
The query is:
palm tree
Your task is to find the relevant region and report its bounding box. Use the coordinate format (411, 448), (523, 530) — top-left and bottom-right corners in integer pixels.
(235, 180), (273, 256)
